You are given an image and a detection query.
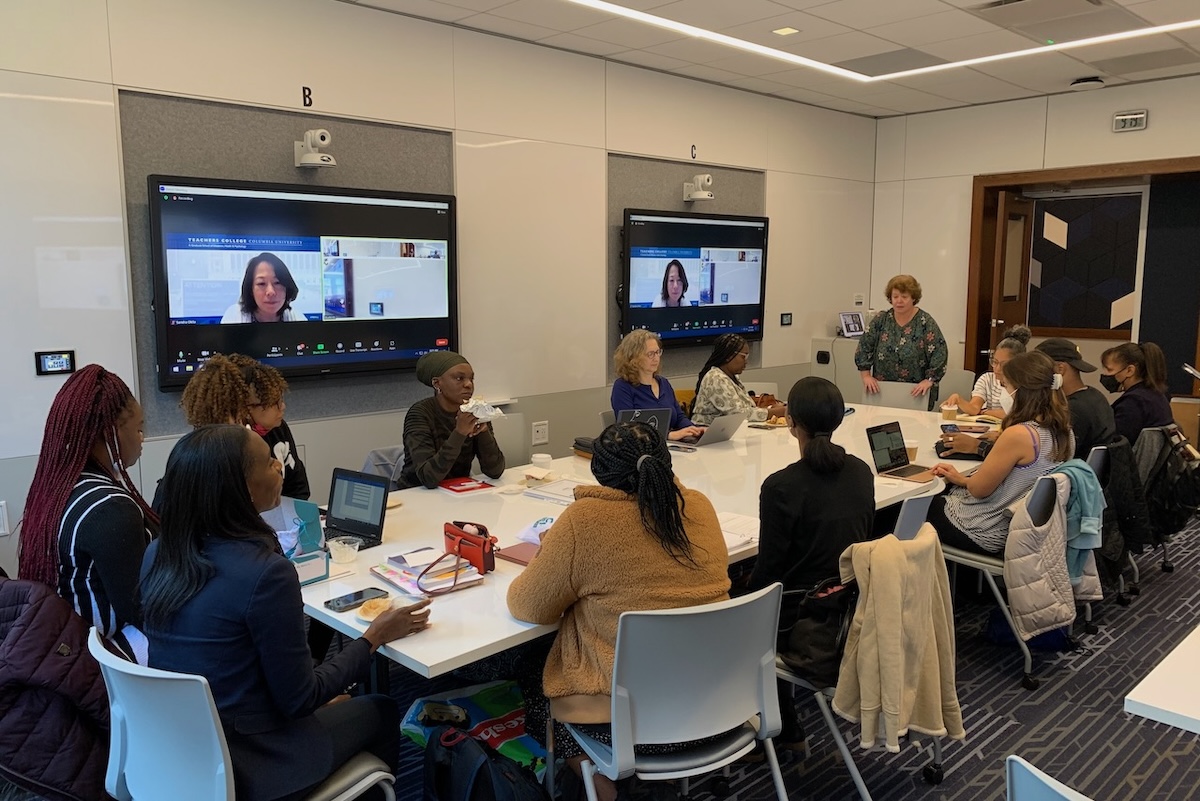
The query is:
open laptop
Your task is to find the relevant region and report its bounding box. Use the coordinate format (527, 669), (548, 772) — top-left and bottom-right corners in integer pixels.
(865, 421), (935, 483)
(616, 407), (671, 434)
(323, 468), (389, 549)
(682, 411), (747, 446)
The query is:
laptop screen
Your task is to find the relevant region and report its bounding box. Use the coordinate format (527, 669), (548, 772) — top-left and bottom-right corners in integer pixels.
(617, 407), (671, 434)
(327, 468), (388, 536)
(866, 421), (909, 473)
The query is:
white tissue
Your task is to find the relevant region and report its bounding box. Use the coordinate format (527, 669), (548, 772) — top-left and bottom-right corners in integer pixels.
(460, 397), (505, 422)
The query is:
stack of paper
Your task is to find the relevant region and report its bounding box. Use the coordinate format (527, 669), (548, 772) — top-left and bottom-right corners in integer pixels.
(371, 561), (483, 595)
(523, 477), (594, 506)
(717, 511), (759, 552)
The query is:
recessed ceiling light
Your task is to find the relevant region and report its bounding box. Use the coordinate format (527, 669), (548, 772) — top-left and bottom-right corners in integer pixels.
(564, 0), (1200, 84)
(772, 27), (800, 36)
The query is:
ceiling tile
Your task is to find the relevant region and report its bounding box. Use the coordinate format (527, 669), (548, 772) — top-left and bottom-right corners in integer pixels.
(458, 12), (560, 39)
(594, 0), (677, 9)
(804, 0), (948, 29)
(835, 48), (947, 76)
(487, 0), (614, 31)
(1113, 62), (1200, 79)
(356, 0), (476, 21)
(1066, 32), (1182, 61)
(771, 86), (849, 105)
(571, 17), (686, 48)
(771, 0), (846, 9)
(856, 87), (966, 113)
(651, 0), (797, 30)
(919, 29), (1041, 60)
(894, 70), (1038, 103)
(609, 49), (692, 71)
(792, 31), (906, 62)
(973, 50), (1105, 91)
(724, 75), (806, 94)
(1090, 47), (1200, 74)
(704, 50), (810, 76)
(439, 0), (514, 11)
(1017, 8), (1153, 45)
(1125, 0), (1200, 25)
(718, 12), (852, 47)
(670, 63), (746, 83)
(648, 37), (742, 63)
(538, 32), (629, 55)
(866, 10), (1001, 48)
(755, 66), (861, 90)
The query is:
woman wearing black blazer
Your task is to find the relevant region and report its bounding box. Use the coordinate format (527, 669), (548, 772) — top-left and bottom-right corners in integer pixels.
(140, 425), (431, 801)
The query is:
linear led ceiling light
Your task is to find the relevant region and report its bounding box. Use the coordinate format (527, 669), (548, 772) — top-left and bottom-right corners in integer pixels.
(565, 0), (1200, 84)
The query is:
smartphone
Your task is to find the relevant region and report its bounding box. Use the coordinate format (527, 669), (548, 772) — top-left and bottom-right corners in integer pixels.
(324, 587), (388, 613)
(941, 423), (960, 434)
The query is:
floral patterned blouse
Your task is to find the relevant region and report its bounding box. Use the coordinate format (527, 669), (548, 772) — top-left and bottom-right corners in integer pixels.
(854, 308), (948, 386)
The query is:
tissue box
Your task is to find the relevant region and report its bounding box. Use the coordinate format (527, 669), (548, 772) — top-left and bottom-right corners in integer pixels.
(292, 549), (330, 586)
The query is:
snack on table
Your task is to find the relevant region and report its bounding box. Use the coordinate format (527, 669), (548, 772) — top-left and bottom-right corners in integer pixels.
(359, 597), (393, 621)
(460, 397), (505, 422)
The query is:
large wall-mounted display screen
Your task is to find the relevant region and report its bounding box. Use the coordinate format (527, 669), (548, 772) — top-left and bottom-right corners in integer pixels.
(623, 209), (768, 347)
(149, 176), (457, 390)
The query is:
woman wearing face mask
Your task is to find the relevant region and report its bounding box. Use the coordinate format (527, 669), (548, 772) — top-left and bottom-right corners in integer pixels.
(1099, 342), (1173, 448)
(928, 352), (1074, 555)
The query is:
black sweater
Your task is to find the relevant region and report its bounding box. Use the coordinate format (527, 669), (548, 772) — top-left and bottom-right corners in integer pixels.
(397, 397), (506, 490)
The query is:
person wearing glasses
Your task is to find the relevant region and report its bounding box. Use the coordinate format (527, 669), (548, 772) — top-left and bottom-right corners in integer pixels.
(942, 325), (1031, 418)
(691, 334), (785, 426)
(610, 330), (705, 442)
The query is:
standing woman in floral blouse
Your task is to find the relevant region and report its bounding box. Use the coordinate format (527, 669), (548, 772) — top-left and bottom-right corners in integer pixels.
(855, 274), (948, 409)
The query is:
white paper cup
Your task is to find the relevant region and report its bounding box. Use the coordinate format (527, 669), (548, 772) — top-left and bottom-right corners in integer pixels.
(531, 453), (552, 469)
(328, 536), (361, 564)
(904, 440), (919, 462)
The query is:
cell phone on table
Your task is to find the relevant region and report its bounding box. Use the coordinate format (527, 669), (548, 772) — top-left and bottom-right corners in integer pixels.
(941, 423), (960, 434)
(324, 587), (388, 613)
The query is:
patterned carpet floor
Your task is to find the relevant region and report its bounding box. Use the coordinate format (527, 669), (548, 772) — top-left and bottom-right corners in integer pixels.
(4, 515), (1197, 801)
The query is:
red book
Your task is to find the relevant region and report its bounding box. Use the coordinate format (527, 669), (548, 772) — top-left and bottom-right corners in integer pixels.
(438, 477), (496, 495)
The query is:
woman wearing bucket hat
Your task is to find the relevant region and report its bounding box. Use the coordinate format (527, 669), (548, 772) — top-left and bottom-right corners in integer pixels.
(395, 351), (506, 489)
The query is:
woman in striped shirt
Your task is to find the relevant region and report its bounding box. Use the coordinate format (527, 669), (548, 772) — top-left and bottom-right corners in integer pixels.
(929, 351), (1074, 555)
(19, 365), (157, 663)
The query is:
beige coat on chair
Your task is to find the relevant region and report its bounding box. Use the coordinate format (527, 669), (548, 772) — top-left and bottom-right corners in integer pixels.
(832, 524), (965, 752)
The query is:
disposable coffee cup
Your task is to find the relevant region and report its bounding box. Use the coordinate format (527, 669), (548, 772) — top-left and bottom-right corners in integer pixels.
(531, 453), (552, 469)
(941, 404), (958, 420)
(328, 536), (361, 564)
(904, 440), (919, 462)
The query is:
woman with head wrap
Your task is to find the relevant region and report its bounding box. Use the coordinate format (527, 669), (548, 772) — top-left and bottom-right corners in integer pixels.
(395, 351), (506, 490)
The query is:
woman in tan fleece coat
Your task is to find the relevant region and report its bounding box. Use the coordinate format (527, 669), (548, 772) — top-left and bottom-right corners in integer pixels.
(508, 422), (730, 801)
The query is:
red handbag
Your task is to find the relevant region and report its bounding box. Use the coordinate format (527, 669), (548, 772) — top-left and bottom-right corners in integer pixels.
(417, 521), (496, 595)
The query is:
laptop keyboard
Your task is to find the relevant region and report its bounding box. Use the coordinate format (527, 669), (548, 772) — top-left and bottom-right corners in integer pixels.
(325, 527), (381, 549)
(889, 464), (929, 478)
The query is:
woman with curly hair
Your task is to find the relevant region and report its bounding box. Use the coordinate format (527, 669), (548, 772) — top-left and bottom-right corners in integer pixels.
(19, 365), (157, 662)
(854, 274), (948, 408)
(180, 353), (309, 499)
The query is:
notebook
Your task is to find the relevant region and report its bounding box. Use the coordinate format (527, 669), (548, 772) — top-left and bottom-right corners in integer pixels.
(865, 421), (935, 483)
(616, 407), (671, 434)
(323, 468), (389, 549)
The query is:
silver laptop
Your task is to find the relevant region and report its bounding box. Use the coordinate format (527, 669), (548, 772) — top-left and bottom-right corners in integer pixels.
(323, 468), (389, 549)
(616, 407), (671, 435)
(683, 411), (747, 446)
(865, 421), (934, 483)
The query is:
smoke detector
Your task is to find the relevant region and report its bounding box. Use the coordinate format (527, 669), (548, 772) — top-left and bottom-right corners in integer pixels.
(1069, 76), (1105, 91)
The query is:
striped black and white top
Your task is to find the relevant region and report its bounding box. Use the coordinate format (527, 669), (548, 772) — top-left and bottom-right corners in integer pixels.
(57, 465), (155, 663)
(944, 423), (1069, 553)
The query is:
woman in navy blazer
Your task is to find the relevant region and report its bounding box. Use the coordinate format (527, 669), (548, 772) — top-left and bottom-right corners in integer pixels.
(610, 329), (704, 442)
(140, 425), (431, 801)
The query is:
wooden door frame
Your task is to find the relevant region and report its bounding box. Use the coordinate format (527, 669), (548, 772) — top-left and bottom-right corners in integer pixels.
(966, 155), (1200, 372)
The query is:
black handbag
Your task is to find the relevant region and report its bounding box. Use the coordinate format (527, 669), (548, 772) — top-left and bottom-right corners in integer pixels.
(778, 577), (858, 689)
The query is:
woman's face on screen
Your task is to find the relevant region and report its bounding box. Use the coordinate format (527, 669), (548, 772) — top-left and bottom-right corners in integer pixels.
(665, 265), (684, 305)
(251, 262), (286, 320)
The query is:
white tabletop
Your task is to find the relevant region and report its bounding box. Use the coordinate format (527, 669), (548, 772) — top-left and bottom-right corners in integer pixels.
(301, 402), (977, 678)
(1125, 622), (1200, 733)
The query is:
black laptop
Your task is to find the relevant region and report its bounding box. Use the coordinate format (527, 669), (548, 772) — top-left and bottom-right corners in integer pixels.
(323, 468), (389, 549)
(617, 407), (671, 434)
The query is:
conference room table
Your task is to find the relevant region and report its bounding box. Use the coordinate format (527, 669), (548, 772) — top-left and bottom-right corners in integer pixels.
(301, 401), (977, 679)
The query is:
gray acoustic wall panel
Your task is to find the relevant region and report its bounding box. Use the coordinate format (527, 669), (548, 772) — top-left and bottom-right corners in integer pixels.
(606, 155), (766, 385)
(118, 91), (453, 436)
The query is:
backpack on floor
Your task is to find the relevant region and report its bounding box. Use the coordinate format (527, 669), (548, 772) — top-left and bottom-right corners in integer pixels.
(423, 724), (549, 801)
(1144, 428), (1200, 538)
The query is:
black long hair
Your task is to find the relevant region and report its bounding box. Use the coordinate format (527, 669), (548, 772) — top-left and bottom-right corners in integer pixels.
(787, 377), (848, 474)
(141, 425), (280, 629)
(1102, 341), (1169, 394)
(239, 252), (299, 319)
(695, 333), (748, 397)
(590, 422), (694, 562)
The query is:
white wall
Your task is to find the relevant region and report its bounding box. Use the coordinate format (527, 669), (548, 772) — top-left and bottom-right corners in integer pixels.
(0, 0), (877, 575)
(871, 78), (1200, 372)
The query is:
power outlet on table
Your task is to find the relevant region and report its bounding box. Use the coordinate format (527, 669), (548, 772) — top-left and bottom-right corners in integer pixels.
(532, 421), (550, 446)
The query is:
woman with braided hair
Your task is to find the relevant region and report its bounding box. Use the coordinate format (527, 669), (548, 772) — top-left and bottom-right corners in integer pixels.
(508, 422), (729, 801)
(691, 333), (786, 425)
(19, 364), (157, 663)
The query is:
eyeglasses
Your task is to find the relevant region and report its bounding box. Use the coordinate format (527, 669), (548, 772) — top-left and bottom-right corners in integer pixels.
(645, 349), (662, 359)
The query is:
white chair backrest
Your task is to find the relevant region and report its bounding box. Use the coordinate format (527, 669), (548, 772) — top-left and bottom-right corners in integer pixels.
(742, 382), (779, 397)
(362, 445), (405, 487)
(610, 584), (782, 746)
(88, 629), (234, 801)
(861, 380), (929, 411)
(490, 411), (529, 466)
(600, 410), (616, 429)
(1084, 446), (1109, 486)
(939, 368), (977, 407)
(1006, 755), (1094, 800)
(895, 490), (938, 540)
(1026, 475), (1058, 528)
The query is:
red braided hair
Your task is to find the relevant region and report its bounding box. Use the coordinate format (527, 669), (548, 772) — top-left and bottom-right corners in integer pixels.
(18, 365), (158, 587)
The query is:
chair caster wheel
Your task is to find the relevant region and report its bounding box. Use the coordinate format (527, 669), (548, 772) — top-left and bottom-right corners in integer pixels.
(1084, 622), (1099, 635)
(923, 764), (945, 785)
(1129, 585), (1141, 596)
(1162, 562), (1175, 573)
(710, 776), (731, 797)
(1117, 594), (1132, 607)
(1021, 674), (1039, 691)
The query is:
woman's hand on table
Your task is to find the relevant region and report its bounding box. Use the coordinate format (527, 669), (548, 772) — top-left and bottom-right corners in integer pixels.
(940, 432), (981, 455)
(363, 598), (432, 652)
(669, 426), (705, 441)
(931, 463), (966, 486)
